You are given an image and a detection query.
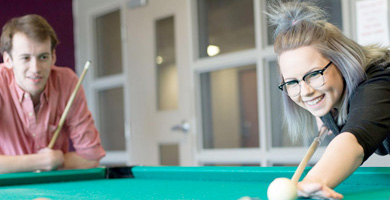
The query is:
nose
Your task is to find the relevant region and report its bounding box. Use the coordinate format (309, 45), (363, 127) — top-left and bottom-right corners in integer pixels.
(29, 58), (41, 73)
(299, 81), (315, 96)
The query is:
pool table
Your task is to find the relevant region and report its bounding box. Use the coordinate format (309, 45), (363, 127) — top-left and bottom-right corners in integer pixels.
(0, 166), (389, 199)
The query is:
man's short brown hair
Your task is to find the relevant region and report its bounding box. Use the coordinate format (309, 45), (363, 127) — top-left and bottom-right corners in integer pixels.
(0, 14), (59, 56)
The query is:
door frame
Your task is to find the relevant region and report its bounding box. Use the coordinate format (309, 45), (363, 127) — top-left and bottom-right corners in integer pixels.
(73, 0), (131, 165)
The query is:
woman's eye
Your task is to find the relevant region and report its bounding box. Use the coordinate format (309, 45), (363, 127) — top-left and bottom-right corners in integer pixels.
(310, 71), (321, 77)
(286, 81), (298, 86)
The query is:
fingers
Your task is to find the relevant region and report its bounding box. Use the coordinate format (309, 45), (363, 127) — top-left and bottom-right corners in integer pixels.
(307, 190), (343, 200)
(319, 188), (343, 199)
(297, 183), (322, 197)
(298, 184), (343, 199)
(37, 148), (65, 171)
(299, 183), (322, 193)
(38, 147), (51, 153)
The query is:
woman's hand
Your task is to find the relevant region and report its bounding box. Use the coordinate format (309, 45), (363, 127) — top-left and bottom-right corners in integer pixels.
(297, 181), (344, 199)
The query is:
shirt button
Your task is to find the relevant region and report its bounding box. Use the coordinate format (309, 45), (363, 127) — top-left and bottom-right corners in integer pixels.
(32, 133), (36, 137)
(28, 112), (34, 117)
(24, 94), (29, 99)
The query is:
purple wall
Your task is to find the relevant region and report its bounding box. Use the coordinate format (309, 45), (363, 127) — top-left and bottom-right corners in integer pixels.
(0, 0), (75, 71)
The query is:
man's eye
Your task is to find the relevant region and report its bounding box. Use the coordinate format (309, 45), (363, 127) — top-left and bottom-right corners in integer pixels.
(40, 55), (49, 60)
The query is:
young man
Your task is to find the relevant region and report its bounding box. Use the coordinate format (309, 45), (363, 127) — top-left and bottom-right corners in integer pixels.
(0, 14), (106, 173)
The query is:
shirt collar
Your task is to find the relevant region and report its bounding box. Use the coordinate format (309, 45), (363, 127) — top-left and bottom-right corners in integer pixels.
(13, 82), (26, 103)
(14, 80), (49, 104)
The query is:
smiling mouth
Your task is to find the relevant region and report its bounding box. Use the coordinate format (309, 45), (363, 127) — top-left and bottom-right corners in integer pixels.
(305, 95), (324, 106)
(28, 76), (43, 83)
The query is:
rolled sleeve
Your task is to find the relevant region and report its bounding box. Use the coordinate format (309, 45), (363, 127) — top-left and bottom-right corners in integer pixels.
(63, 70), (106, 161)
(76, 143), (106, 161)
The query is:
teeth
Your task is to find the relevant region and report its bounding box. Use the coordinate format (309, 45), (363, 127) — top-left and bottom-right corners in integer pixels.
(306, 96), (323, 106)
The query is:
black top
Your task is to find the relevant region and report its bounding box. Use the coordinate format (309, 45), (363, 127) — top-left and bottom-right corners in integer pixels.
(321, 56), (390, 162)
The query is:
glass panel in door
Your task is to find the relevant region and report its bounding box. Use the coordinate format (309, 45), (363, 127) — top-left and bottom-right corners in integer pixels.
(95, 10), (123, 77)
(156, 16), (178, 111)
(98, 87), (126, 151)
(200, 64), (259, 149)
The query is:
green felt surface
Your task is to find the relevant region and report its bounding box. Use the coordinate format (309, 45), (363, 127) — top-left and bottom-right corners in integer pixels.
(0, 166), (389, 200)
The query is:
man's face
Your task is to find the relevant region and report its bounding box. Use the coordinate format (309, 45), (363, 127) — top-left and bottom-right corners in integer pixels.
(5, 32), (56, 99)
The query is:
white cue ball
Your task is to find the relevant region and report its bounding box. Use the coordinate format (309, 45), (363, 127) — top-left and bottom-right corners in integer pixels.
(237, 196), (252, 200)
(267, 178), (297, 200)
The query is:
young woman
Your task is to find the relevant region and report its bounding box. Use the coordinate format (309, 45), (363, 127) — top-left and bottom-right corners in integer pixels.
(268, 1), (390, 199)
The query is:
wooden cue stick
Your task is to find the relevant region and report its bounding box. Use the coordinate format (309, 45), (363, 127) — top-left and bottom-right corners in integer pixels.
(47, 61), (91, 149)
(291, 126), (328, 184)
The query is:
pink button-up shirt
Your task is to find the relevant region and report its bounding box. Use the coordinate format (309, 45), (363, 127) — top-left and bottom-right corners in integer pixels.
(0, 64), (105, 160)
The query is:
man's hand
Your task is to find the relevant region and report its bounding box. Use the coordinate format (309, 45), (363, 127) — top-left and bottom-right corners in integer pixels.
(37, 148), (65, 171)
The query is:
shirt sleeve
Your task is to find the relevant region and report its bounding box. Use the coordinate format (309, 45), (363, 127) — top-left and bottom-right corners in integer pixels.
(341, 73), (390, 162)
(0, 90), (2, 109)
(63, 72), (106, 161)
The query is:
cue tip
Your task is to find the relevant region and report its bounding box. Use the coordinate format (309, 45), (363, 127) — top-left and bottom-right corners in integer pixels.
(84, 60), (91, 70)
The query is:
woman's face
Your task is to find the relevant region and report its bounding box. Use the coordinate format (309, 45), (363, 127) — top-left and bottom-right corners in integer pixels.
(279, 46), (344, 117)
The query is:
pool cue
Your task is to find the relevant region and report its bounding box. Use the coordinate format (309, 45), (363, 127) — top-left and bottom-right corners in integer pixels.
(47, 61), (91, 149)
(291, 126), (328, 184)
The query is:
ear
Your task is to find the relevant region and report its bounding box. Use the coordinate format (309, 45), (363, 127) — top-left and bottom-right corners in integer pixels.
(51, 49), (57, 65)
(3, 51), (13, 69)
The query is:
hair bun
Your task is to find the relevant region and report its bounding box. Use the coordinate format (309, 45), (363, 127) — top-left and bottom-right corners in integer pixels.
(266, 1), (327, 39)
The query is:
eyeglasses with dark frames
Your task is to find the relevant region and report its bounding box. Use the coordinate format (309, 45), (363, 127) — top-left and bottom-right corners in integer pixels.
(278, 61), (333, 97)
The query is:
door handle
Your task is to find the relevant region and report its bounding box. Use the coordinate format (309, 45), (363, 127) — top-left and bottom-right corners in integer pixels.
(171, 120), (190, 133)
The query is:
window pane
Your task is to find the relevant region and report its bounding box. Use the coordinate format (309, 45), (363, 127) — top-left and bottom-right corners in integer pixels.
(201, 65), (259, 149)
(266, 0), (343, 46)
(95, 10), (123, 77)
(98, 87), (125, 151)
(197, 0), (255, 58)
(156, 16), (178, 111)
